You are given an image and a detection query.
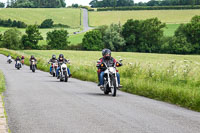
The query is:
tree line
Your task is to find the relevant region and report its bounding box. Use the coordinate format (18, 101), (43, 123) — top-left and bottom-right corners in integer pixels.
(89, 0), (200, 7)
(82, 15), (200, 54)
(7, 0), (66, 8)
(0, 25), (69, 50)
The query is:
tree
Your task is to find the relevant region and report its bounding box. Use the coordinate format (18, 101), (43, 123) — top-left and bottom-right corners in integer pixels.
(2, 28), (22, 49)
(82, 30), (104, 51)
(40, 19), (54, 28)
(103, 23), (125, 51)
(174, 15), (200, 53)
(46, 29), (69, 49)
(122, 18), (166, 52)
(21, 25), (43, 49)
(0, 2), (5, 8)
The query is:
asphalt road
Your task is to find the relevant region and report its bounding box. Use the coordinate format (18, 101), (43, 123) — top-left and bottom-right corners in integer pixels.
(75, 8), (93, 34)
(0, 54), (200, 133)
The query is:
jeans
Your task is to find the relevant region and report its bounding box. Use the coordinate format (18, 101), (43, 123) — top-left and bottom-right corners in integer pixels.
(56, 67), (71, 77)
(100, 72), (120, 85)
(50, 66), (52, 73)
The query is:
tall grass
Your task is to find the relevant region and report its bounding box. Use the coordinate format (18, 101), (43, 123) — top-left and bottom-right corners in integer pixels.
(0, 71), (5, 94)
(0, 48), (200, 111)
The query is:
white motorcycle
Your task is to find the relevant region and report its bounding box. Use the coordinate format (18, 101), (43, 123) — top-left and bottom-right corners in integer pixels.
(7, 56), (12, 64)
(98, 59), (122, 97)
(30, 60), (37, 72)
(15, 60), (22, 70)
(58, 60), (70, 82)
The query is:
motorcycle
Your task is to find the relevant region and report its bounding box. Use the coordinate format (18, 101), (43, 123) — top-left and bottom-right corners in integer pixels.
(98, 59), (123, 97)
(7, 56), (12, 64)
(49, 61), (58, 77)
(21, 59), (24, 65)
(30, 60), (37, 72)
(58, 60), (70, 82)
(15, 60), (22, 70)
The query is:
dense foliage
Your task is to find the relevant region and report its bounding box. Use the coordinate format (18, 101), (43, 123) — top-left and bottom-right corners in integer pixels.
(90, 0), (134, 7)
(0, 2), (4, 8)
(82, 30), (104, 51)
(1, 28), (22, 50)
(40, 19), (54, 28)
(90, 0), (200, 8)
(7, 0), (66, 8)
(96, 5), (200, 11)
(47, 29), (69, 49)
(0, 19), (27, 28)
(21, 25), (43, 49)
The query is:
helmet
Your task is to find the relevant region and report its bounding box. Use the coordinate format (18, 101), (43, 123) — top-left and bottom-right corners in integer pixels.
(22, 56), (24, 58)
(103, 49), (111, 56)
(102, 49), (106, 56)
(31, 55), (34, 59)
(59, 54), (64, 58)
(52, 55), (56, 59)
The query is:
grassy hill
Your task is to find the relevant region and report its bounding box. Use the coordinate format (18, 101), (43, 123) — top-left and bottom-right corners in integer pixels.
(89, 10), (200, 26)
(0, 8), (81, 28)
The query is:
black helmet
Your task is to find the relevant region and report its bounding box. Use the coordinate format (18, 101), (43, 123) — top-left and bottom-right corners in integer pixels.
(102, 49), (106, 56)
(103, 49), (111, 56)
(59, 54), (64, 59)
(31, 55), (34, 59)
(52, 54), (56, 59)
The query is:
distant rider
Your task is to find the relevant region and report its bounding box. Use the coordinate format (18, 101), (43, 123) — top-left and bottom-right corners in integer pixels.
(29, 55), (37, 70)
(56, 54), (72, 78)
(15, 56), (21, 67)
(97, 49), (122, 88)
(48, 54), (58, 73)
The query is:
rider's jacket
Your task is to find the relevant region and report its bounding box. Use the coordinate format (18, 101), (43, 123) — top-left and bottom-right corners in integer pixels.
(15, 57), (21, 62)
(97, 57), (117, 71)
(49, 59), (58, 63)
(29, 57), (37, 62)
(57, 58), (68, 66)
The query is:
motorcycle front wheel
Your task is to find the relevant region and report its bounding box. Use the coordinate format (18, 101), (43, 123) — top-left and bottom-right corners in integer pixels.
(111, 76), (117, 97)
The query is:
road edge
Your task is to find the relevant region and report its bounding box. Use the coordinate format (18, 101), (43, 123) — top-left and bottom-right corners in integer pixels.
(0, 71), (9, 133)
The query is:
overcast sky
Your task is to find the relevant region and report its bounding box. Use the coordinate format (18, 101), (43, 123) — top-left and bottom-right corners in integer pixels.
(0, 0), (151, 6)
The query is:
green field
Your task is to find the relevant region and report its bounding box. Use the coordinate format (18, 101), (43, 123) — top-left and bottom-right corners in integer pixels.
(1, 48), (200, 112)
(0, 8), (81, 28)
(89, 10), (200, 26)
(164, 24), (180, 36)
(68, 32), (85, 45)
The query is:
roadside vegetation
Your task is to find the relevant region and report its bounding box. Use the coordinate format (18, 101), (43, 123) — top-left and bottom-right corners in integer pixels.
(0, 48), (200, 112)
(0, 71), (5, 94)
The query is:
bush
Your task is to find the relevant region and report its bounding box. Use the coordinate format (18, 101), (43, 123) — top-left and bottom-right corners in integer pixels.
(2, 28), (22, 50)
(46, 29), (69, 49)
(0, 18), (27, 28)
(40, 19), (54, 28)
(82, 30), (104, 51)
(53, 23), (70, 28)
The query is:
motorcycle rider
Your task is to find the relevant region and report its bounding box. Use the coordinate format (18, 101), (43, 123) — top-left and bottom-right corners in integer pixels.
(48, 54), (58, 73)
(56, 54), (72, 78)
(7, 54), (12, 63)
(97, 49), (122, 88)
(29, 55), (37, 70)
(21, 56), (25, 60)
(15, 56), (21, 68)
